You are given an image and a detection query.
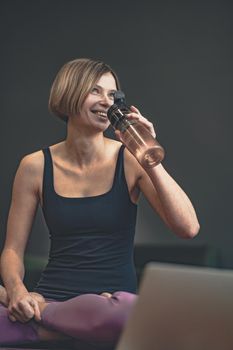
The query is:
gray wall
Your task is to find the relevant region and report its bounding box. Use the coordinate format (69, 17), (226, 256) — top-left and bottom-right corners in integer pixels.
(1, 1), (232, 267)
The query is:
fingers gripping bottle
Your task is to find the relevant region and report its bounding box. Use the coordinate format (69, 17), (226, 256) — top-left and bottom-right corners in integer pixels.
(107, 91), (165, 168)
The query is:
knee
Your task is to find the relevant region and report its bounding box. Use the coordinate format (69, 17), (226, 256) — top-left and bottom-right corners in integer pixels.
(90, 292), (137, 344)
(112, 291), (137, 307)
(110, 291), (137, 327)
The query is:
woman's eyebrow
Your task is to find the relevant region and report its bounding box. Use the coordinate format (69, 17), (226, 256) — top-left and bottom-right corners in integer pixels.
(95, 84), (117, 92)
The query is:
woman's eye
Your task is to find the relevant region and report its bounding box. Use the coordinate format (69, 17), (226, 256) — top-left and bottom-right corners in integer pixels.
(109, 92), (115, 99)
(91, 87), (99, 94)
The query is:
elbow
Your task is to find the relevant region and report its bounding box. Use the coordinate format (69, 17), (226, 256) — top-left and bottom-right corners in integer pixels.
(183, 223), (200, 239)
(173, 222), (200, 239)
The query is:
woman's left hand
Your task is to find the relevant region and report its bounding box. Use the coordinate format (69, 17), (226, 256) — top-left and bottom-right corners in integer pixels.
(115, 105), (156, 141)
(127, 105), (156, 138)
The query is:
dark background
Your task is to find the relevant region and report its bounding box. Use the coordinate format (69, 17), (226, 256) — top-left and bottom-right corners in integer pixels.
(0, 0), (232, 269)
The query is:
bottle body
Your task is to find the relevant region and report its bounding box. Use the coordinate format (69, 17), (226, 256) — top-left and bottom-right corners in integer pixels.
(118, 119), (165, 168)
(107, 92), (165, 168)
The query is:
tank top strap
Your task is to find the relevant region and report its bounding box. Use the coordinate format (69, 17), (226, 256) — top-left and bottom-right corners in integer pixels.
(42, 148), (54, 201)
(112, 144), (128, 191)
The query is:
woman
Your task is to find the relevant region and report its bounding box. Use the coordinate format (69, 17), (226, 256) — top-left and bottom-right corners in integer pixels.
(0, 58), (200, 347)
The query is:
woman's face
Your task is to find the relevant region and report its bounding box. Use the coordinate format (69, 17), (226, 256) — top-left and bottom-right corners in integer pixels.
(77, 72), (117, 132)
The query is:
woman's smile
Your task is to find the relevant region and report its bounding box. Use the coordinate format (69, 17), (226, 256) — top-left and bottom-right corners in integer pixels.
(91, 109), (108, 119)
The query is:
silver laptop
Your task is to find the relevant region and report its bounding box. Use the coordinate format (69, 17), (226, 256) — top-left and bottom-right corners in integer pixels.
(116, 262), (233, 350)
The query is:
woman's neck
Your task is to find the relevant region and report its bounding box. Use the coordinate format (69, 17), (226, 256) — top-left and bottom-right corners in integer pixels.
(64, 122), (107, 168)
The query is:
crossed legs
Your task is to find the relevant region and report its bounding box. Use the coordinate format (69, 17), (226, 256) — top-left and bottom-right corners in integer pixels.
(0, 286), (137, 347)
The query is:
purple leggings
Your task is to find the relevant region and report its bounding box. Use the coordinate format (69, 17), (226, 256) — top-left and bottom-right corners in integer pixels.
(0, 291), (137, 347)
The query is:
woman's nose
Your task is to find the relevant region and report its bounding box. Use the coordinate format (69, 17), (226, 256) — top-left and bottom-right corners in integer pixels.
(99, 93), (113, 107)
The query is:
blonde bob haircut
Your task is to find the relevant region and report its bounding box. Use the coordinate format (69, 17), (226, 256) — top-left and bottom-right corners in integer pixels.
(48, 58), (120, 122)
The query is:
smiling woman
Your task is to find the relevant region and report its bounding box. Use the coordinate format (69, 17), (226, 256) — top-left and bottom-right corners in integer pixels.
(0, 57), (199, 348)
(89, 82), (115, 120)
(48, 58), (120, 123)
(75, 72), (117, 131)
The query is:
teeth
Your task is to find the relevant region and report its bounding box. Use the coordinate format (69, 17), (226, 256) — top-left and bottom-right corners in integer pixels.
(95, 111), (107, 117)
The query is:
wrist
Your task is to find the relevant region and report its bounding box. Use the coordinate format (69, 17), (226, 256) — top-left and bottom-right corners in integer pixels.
(142, 162), (163, 173)
(7, 281), (27, 299)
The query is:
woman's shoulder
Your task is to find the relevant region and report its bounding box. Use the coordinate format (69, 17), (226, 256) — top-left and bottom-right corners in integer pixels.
(18, 142), (59, 175)
(10, 149), (46, 193)
(105, 137), (143, 178)
(16, 150), (44, 180)
(20, 149), (43, 165)
(19, 141), (62, 167)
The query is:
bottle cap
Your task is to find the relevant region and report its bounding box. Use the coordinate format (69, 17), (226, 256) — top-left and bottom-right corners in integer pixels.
(107, 90), (130, 128)
(113, 91), (126, 105)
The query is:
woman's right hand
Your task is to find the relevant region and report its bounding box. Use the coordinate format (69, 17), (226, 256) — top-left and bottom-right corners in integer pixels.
(8, 286), (41, 323)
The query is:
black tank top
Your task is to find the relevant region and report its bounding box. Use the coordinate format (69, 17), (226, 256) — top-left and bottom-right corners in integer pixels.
(34, 145), (138, 300)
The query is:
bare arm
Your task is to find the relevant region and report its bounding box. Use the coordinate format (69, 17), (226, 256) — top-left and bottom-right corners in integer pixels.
(1, 153), (43, 322)
(137, 163), (200, 238)
(121, 105), (200, 239)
